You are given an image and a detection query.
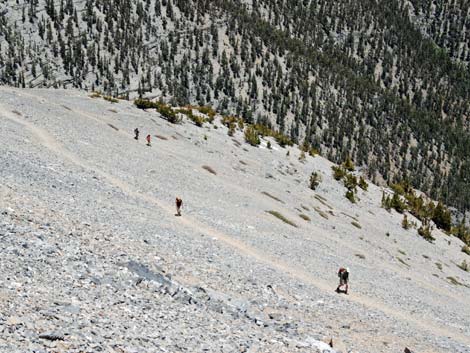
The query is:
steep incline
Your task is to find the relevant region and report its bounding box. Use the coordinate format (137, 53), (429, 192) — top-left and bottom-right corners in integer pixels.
(1, 87), (470, 352)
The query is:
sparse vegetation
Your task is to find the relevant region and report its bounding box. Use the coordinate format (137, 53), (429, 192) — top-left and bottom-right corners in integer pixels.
(402, 215), (411, 230)
(332, 165), (346, 181)
(202, 165), (217, 175)
(435, 262), (443, 271)
(359, 176), (368, 191)
(314, 207), (329, 220)
(346, 190), (356, 203)
(462, 245), (470, 256)
(342, 156), (355, 171)
(396, 257), (410, 267)
(261, 192), (284, 203)
(266, 211), (298, 228)
(244, 126), (261, 146)
(447, 276), (463, 286)
(103, 95), (119, 103)
(418, 223), (434, 243)
(351, 221), (362, 229)
(299, 214), (311, 222)
(309, 172), (321, 191)
(355, 253), (365, 259)
(457, 260), (469, 272)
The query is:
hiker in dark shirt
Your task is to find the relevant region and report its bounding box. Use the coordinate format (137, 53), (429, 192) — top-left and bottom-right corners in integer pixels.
(175, 197), (183, 216)
(336, 267), (349, 294)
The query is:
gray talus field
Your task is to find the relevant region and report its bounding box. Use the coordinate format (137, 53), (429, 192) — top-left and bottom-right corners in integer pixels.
(0, 87), (469, 353)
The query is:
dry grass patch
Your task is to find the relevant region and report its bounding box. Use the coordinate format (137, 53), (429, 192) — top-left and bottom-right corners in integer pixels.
(108, 109), (118, 113)
(314, 194), (333, 209)
(239, 160), (247, 165)
(396, 257), (410, 267)
(266, 211), (297, 228)
(435, 262), (443, 271)
(12, 110), (22, 116)
(355, 253), (365, 259)
(62, 105), (72, 111)
(313, 207), (329, 220)
(301, 204), (310, 211)
(155, 134), (168, 140)
(299, 214), (311, 222)
(202, 165), (217, 175)
(447, 276), (464, 286)
(351, 221), (362, 229)
(261, 191), (284, 204)
(107, 123), (119, 131)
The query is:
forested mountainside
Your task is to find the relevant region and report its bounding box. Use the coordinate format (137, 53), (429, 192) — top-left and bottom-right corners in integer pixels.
(1, 0), (470, 212)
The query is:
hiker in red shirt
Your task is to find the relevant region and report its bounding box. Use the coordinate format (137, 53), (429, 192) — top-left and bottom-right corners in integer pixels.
(146, 134), (151, 146)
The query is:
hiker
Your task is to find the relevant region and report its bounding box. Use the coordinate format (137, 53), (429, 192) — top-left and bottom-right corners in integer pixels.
(175, 197), (183, 216)
(336, 267), (349, 294)
(146, 134), (151, 146)
(134, 128), (139, 140)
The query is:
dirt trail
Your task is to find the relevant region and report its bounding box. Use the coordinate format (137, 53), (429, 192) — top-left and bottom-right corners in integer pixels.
(2, 105), (470, 349)
(12, 88), (468, 310)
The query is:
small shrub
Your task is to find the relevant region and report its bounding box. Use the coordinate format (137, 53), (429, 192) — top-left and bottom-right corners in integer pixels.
(156, 102), (179, 123)
(344, 174), (358, 192)
(103, 95), (119, 103)
(351, 221), (362, 229)
(266, 211), (297, 228)
(457, 260), (469, 272)
(343, 156), (355, 171)
(202, 165), (217, 175)
(435, 262), (443, 271)
(346, 190), (356, 203)
(391, 193), (407, 213)
(402, 215), (411, 230)
(418, 224), (434, 243)
(309, 172), (321, 191)
(355, 253), (365, 259)
(267, 141), (272, 149)
(299, 214), (311, 221)
(332, 165), (346, 180)
(432, 202), (452, 232)
(359, 176), (368, 191)
(195, 106), (216, 122)
(299, 151), (306, 162)
(244, 126), (261, 146)
(90, 92), (102, 98)
(134, 98), (157, 109)
(462, 245), (470, 256)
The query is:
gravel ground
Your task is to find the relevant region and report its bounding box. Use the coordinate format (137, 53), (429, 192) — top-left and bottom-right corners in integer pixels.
(0, 87), (469, 353)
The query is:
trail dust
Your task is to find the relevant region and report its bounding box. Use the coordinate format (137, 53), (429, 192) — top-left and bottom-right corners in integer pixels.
(1, 102), (470, 349)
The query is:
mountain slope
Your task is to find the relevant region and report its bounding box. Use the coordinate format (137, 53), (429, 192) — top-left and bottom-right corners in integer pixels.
(1, 0), (470, 213)
(1, 87), (469, 352)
